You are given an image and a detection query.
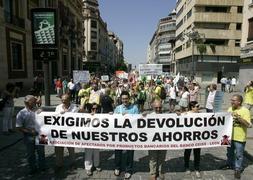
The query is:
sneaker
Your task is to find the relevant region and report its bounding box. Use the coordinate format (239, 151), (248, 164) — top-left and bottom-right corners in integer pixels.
(234, 170), (241, 179)
(124, 172), (132, 179)
(219, 164), (231, 170)
(96, 167), (102, 172)
(114, 169), (120, 176)
(195, 171), (201, 178)
(86, 170), (93, 176)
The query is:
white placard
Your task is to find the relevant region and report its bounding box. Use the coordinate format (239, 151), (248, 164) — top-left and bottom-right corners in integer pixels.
(73, 70), (90, 83)
(139, 64), (163, 76)
(101, 75), (109, 81)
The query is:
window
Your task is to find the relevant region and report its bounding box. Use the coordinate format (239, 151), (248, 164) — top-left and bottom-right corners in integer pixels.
(236, 23), (242, 30)
(205, 6), (229, 13)
(237, 6), (243, 13)
(248, 18), (253, 41)
(91, 20), (97, 28)
(187, 9), (192, 19)
(11, 42), (23, 70)
(235, 40), (240, 47)
(63, 54), (68, 71)
(91, 30), (97, 39)
(205, 39), (227, 46)
(91, 42), (97, 50)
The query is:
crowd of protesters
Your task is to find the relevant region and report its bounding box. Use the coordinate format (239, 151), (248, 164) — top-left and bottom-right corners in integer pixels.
(0, 72), (253, 180)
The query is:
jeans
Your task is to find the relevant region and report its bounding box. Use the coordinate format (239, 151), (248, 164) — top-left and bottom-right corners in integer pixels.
(115, 150), (134, 173)
(24, 135), (45, 171)
(226, 140), (246, 171)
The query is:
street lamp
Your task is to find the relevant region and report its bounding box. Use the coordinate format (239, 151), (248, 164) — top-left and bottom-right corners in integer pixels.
(181, 29), (205, 80)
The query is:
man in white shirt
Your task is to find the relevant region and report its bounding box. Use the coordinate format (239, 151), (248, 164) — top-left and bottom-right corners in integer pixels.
(67, 79), (75, 101)
(205, 84), (217, 112)
(231, 76), (237, 92)
(54, 94), (78, 171)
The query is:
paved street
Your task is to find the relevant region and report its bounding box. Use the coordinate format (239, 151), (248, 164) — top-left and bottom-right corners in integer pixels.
(0, 88), (253, 180)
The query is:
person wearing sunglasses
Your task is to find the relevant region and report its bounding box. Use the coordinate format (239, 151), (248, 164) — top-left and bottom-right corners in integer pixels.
(184, 101), (201, 178)
(148, 99), (166, 180)
(84, 103), (102, 176)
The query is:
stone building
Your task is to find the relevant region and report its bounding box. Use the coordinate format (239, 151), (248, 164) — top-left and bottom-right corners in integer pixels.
(0, 0), (84, 90)
(239, 0), (253, 89)
(175, 0), (243, 83)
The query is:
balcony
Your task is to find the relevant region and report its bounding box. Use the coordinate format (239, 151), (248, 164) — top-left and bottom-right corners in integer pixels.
(194, 12), (243, 23)
(195, 0), (243, 6)
(4, 11), (25, 29)
(197, 29), (241, 40)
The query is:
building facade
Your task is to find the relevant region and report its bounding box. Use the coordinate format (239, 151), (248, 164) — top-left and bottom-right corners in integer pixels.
(175, 0), (243, 83)
(83, 0), (123, 74)
(239, 0), (253, 89)
(147, 11), (176, 73)
(0, 0), (84, 90)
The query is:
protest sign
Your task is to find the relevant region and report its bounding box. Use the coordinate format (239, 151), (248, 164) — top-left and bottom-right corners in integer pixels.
(101, 75), (109, 81)
(139, 64), (163, 76)
(73, 70), (90, 83)
(36, 112), (233, 150)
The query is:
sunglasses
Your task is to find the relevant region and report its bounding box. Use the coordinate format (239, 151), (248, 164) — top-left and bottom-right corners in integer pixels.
(154, 107), (162, 109)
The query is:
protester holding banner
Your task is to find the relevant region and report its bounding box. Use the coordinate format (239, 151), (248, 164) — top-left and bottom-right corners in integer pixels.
(113, 91), (139, 179)
(16, 95), (46, 175)
(148, 99), (166, 180)
(220, 94), (252, 179)
(184, 101), (201, 178)
(84, 103), (102, 176)
(54, 94), (78, 171)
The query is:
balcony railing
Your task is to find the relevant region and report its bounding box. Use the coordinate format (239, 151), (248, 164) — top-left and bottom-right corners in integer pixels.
(4, 11), (25, 29)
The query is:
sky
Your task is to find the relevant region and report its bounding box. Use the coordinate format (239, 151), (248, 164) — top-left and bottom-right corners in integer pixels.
(99, 0), (176, 68)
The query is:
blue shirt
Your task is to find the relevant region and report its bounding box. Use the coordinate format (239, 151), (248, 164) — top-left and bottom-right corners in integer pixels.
(114, 104), (139, 114)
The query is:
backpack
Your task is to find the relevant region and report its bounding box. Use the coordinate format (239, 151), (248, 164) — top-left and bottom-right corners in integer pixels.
(160, 86), (167, 100)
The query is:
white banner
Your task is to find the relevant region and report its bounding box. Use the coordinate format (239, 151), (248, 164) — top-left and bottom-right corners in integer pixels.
(35, 112), (233, 150)
(139, 64), (163, 76)
(73, 70), (90, 83)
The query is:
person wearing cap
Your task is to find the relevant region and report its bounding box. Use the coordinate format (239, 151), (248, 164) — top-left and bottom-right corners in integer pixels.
(16, 95), (46, 175)
(54, 94), (78, 171)
(148, 99), (166, 180)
